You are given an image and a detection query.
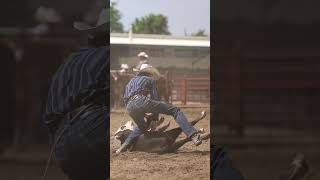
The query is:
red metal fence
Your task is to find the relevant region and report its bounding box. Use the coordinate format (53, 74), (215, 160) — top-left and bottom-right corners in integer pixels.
(170, 76), (210, 105)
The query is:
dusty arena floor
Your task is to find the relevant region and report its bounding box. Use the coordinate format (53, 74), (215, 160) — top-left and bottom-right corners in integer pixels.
(110, 108), (211, 180)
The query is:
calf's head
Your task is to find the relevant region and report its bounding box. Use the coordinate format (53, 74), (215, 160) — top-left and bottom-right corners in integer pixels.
(114, 121), (135, 144)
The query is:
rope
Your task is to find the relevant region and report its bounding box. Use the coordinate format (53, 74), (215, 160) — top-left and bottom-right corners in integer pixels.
(119, 109), (127, 127)
(41, 104), (92, 180)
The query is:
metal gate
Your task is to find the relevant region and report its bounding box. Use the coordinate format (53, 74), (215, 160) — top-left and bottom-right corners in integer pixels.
(171, 76), (210, 105)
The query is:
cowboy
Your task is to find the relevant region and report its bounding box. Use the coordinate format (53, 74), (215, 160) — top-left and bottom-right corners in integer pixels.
(119, 63), (130, 73)
(43, 8), (108, 180)
(115, 64), (209, 154)
(31, 6), (62, 35)
(135, 51), (150, 70)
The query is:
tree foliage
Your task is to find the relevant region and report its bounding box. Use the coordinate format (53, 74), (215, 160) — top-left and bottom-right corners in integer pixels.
(132, 14), (170, 35)
(191, 29), (207, 37)
(110, 2), (124, 33)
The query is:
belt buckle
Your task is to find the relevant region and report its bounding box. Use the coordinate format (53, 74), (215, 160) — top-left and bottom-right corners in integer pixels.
(132, 94), (138, 100)
(130, 94), (138, 101)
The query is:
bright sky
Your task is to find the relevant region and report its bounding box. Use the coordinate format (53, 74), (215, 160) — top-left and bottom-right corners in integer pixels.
(111, 0), (210, 36)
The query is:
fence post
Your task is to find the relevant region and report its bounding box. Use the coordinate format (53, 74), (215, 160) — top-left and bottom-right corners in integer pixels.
(182, 79), (187, 105)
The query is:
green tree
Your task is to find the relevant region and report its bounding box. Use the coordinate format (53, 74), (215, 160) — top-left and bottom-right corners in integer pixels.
(132, 14), (170, 35)
(110, 2), (124, 33)
(191, 29), (207, 37)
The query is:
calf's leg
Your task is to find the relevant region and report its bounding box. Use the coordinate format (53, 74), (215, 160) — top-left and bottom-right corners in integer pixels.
(163, 111), (207, 141)
(166, 132), (211, 152)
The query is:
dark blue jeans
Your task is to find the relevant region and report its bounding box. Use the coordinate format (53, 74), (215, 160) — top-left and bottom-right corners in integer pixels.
(53, 104), (108, 180)
(124, 95), (198, 144)
(211, 145), (245, 180)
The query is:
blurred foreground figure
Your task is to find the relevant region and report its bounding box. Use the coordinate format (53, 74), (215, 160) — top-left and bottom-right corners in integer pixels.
(211, 145), (308, 180)
(43, 8), (108, 180)
(211, 145), (244, 180)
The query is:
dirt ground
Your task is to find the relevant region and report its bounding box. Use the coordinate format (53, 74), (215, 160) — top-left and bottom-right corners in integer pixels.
(0, 162), (67, 180)
(110, 108), (211, 180)
(2, 108), (318, 180)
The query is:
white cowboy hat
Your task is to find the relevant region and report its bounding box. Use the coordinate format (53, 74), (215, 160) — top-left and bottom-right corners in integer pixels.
(137, 52), (149, 58)
(73, 8), (108, 33)
(34, 6), (61, 23)
(139, 64), (160, 80)
(120, 64), (129, 69)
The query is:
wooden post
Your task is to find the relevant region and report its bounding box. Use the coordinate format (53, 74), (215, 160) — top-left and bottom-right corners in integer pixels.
(181, 79), (187, 105)
(228, 40), (243, 136)
(214, 39), (243, 137)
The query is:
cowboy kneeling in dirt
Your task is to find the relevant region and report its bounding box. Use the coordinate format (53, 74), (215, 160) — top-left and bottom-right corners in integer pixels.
(116, 64), (209, 154)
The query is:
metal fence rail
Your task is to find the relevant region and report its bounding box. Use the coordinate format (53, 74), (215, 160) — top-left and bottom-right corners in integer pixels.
(171, 76), (210, 104)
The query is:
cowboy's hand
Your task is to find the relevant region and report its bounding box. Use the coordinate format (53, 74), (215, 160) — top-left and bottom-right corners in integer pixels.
(151, 113), (159, 121)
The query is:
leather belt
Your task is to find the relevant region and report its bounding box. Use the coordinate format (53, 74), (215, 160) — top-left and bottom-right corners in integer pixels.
(56, 103), (106, 133)
(61, 103), (99, 126)
(127, 94), (142, 102)
(126, 91), (149, 104)
(66, 105), (89, 120)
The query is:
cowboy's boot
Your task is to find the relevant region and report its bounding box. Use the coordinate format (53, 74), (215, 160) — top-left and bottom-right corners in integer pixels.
(191, 132), (210, 146)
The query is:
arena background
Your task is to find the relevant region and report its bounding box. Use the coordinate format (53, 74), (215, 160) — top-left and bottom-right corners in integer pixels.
(213, 0), (320, 179)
